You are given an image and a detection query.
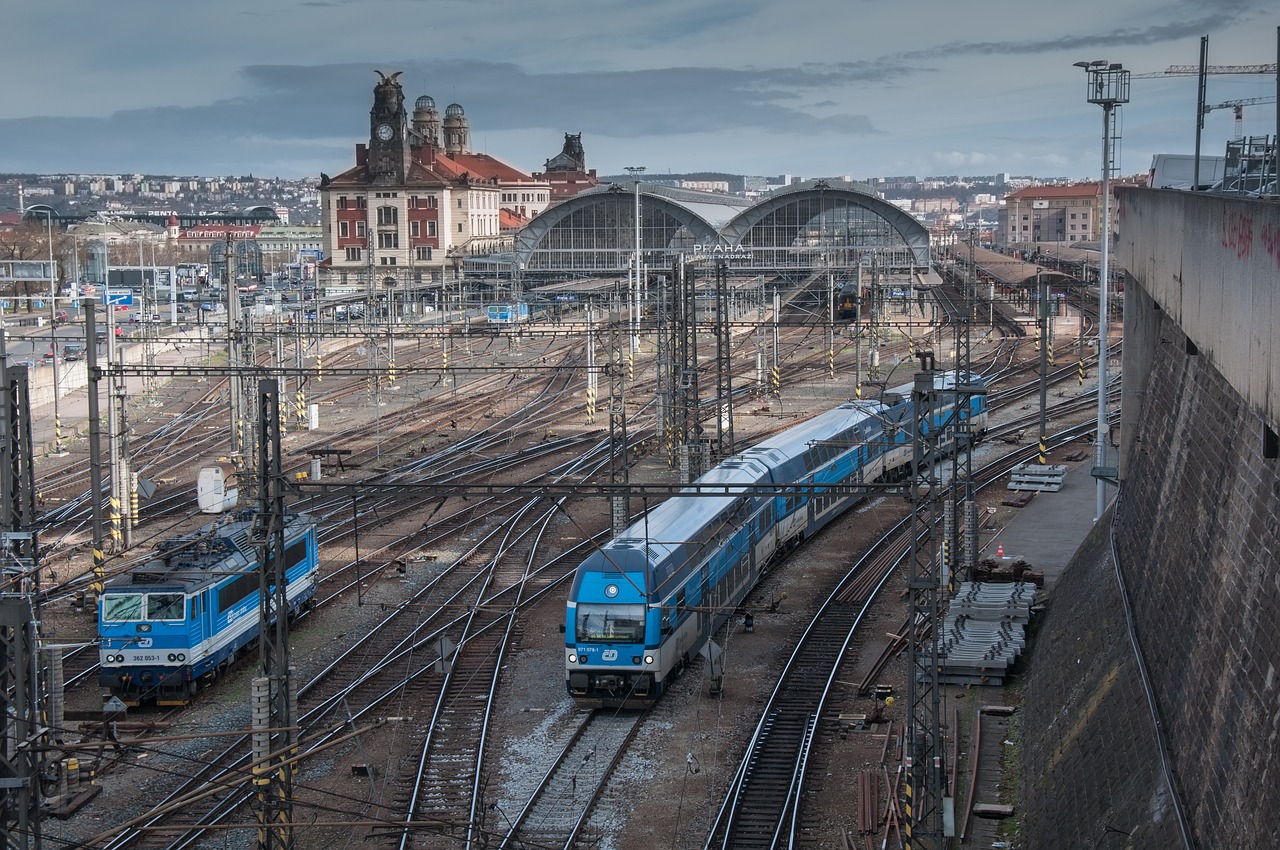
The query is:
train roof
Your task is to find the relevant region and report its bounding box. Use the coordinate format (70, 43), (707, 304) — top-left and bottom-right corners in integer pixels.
(751, 399), (886, 459)
(102, 513), (312, 594)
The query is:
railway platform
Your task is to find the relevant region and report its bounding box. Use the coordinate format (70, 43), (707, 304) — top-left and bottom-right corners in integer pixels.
(957, 456), (1110, 846)
(981, 455), (1105, 588)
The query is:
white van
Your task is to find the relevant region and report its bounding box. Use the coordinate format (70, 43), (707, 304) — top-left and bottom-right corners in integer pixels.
(1148, 154), (1226, 190)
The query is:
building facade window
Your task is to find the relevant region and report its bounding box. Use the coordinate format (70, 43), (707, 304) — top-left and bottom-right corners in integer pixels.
(377, 206), (398, 226)
(378, 231), (399, 249)
(380, 256), (397, 265)
(356, 222), (366, 238)
(428, 221), (437, 237)
(338, 221), (349, 238)
(345, 247), (362, 261)
(416, 246), (433, 261)
(410, 221), (420, 237)
(338, 196), (348, 210)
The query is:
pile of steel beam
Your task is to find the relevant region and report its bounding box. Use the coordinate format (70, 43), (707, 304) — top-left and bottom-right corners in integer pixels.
(934, 581), (1035, 686)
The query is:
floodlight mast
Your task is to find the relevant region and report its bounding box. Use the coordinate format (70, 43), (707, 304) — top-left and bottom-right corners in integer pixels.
(1075, 59), (1129, 521)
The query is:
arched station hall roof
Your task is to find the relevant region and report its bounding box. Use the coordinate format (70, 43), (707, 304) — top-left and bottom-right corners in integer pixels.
(512, 178), (931, 276)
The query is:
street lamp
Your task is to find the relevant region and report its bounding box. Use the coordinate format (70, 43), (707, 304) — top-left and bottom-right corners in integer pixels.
(1074, 59), (1130, 521)
(28, 209), (65, 455)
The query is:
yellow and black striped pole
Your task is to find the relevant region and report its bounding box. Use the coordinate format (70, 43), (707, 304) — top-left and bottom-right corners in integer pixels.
(586, 386), (596, 424)
(295, 387), (306, 426)
(109, 495), (121, 551)
(1078, 357), (1086, 385)
(1038, 431), (1048, 465)
(130, 473), (140, 530)
(315, 352), (322, 383)
(386, 357), (396, 389)
(771, 365), (780, 397)
(627, 349), (635, 383)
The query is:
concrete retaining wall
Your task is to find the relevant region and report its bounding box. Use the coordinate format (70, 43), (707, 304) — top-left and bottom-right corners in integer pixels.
(1117, 188), (1280, 432)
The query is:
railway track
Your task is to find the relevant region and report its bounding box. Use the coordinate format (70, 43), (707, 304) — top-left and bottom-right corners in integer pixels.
(702, 419), (1100, 849)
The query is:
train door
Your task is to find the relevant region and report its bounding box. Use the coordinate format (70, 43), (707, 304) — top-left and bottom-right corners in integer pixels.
(195, 590), (211, 662)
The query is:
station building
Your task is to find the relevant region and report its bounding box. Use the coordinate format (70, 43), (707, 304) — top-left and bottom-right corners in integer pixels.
(318, 70), (933, 295)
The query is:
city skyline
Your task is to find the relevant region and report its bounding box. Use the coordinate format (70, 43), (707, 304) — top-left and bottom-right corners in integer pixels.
(2, 0), (1277, 182)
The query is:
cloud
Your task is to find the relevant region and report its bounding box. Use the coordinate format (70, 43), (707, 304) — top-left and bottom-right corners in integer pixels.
(0, 59), (898, 175)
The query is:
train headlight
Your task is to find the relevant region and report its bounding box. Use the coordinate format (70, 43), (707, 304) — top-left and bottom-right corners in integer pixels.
(167, 654), (176, 662)
(568, 653), (577, 663)
(177, 653), (186, 662)
(644, 655), (654, 665)
(632, 656), (641, 664)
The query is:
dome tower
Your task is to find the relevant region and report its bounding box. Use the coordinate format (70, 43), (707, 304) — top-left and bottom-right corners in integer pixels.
(442, 103), (470, 156)
(412, 95), (440, 147)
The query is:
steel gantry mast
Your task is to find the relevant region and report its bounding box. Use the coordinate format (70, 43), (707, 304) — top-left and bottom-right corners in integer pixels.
(713, 260), (734, 459)
(904, 234), (985, 845)
(673, 256), (704, 482)
(904, 353), (947, 849)
(0, 362), (43, 850)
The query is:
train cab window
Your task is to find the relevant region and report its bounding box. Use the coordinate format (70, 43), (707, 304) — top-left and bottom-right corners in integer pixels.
(102, 594), (143, 622)
(147, 594), (186, 622)
(576, 603), (645, 643)
(189, 595), (201, 620)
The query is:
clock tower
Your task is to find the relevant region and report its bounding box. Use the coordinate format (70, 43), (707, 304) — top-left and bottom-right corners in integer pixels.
(369, 70), (408, 185)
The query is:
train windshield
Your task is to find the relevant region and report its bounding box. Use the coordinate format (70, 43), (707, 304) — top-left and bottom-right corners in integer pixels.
(147, 594), (186, 621)
(102, 595), (143, 622)
(101, 593), (185, 623)
(576, 603), (646, 643)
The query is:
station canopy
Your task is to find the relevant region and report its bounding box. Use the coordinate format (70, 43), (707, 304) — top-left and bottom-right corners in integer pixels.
(512, 178), (931, 278)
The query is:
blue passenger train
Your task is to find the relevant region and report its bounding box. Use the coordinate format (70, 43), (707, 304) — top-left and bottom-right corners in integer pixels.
(564, 372), (987, 706)
(98, 513), (318, 705)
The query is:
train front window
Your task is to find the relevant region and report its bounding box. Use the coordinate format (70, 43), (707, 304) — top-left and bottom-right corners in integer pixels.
(147, 593), (186, 622)
(576, 603), (645, 643)
(102, 595), (143, 622)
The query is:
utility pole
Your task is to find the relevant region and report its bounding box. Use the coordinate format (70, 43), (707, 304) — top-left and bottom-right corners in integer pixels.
(86, 302), (107, 604)
(607, 313), (628, 536)
(252, 380), (296, 850)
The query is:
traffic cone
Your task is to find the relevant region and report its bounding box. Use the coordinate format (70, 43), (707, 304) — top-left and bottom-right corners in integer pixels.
(996, 544), (1005, 558)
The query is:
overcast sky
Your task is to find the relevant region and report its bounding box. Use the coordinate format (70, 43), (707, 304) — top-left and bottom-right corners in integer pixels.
(2, 0), (1277, 182)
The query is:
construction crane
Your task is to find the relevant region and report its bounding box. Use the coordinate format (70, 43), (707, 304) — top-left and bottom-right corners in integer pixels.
(1203, 96), (1279, 139)
(1134, 63), (1277, 78)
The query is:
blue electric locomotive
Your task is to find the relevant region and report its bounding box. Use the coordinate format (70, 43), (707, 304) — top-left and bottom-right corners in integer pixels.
(565, 372), (987, 706)
(98, 513), (318, 705)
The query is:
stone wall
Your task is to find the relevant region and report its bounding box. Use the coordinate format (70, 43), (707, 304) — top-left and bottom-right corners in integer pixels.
(1022, 310), (1280, 846)
(1116, 312), (1280, 844)
(1020, 509), (1183, 846)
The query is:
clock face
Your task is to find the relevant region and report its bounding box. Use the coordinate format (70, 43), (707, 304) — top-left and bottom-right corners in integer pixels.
(376, 123), (394, 141)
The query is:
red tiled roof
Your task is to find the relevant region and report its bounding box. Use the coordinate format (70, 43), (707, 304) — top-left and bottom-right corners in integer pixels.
(499, 208), (529, 230)
(448, 152), (537, 183)
(1005, 183), (1100, 200)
